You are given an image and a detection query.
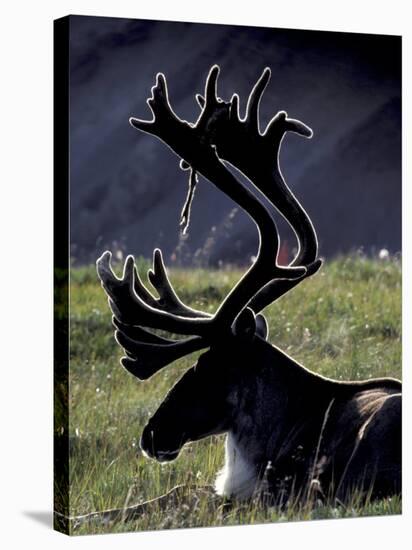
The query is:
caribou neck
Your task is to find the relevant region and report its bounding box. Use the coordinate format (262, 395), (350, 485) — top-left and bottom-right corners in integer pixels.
(216, 340), (335, 499)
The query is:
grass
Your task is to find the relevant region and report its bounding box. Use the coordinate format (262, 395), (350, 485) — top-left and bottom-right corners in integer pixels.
(64, 254), (401, 535)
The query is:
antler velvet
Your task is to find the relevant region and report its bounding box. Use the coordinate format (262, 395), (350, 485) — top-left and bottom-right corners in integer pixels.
(96, 65), (321, 379)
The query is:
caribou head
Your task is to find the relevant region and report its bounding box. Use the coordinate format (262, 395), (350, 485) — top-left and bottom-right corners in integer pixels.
(96, 66), (401, 502)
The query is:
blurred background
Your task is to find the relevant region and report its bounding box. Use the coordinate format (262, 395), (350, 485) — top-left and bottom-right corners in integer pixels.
(68, 15), (401, 266)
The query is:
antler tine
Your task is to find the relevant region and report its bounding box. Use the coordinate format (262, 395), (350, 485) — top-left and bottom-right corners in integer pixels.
(229, 93), (240, 122)
(147, 248), (211, 319)
(195, 64), (220, 112)
(245, 67), (271, 131)
(130, 72), (186, 139)
(264, 109), (313, 141)
(205, 65), (220, 106)
(132, 264), (158, 307)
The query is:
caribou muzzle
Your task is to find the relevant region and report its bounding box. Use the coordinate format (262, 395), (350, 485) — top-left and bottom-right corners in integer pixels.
(140, 423), (186, 462)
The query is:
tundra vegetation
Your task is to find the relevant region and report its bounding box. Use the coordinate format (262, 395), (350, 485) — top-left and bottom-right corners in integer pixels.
(67, 254), (401, 535)
(62, 66), (401, 535)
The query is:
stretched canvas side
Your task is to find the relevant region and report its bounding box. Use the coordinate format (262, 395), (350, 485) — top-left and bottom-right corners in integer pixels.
(53, 15), (71, 535)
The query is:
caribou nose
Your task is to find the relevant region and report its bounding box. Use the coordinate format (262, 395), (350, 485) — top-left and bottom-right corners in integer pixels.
(140, 425), (156, 457)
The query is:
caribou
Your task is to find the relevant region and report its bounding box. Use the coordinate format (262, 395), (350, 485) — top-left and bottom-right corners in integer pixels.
(96, 66), (401, 504)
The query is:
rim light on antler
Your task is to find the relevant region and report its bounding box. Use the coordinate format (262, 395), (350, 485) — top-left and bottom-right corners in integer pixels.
(97, 65), (321, 379)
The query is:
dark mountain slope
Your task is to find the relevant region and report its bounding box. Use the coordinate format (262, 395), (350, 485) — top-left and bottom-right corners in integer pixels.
(67, 16), (401, 264)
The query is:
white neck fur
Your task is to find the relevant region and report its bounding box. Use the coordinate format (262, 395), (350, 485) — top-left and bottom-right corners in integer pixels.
(214, 432), (259, 500)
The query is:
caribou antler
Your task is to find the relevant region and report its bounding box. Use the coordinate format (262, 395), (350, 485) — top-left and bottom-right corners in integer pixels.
(97, 65), (320, 379)
(193, 66), (322, 313)
(134, 248), (210, 319)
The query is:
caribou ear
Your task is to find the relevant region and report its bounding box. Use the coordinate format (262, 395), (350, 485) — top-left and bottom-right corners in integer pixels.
(233, 307), (256, 340)
(255, 314), (269, 340)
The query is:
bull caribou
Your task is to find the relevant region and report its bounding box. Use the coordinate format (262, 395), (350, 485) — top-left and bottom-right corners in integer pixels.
(96, 66), (401, 503)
